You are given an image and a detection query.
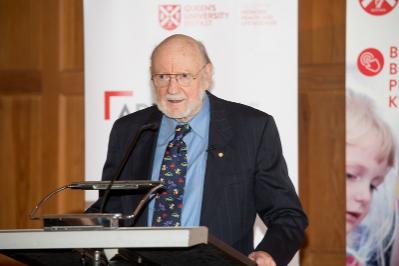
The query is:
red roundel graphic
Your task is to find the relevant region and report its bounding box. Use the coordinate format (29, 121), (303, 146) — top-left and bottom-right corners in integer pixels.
(357, 48), (384, 76)
(359, 0), (398, 16)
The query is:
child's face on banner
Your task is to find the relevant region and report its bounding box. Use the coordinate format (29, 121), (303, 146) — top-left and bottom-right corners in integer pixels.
(346, 142), (389, 234)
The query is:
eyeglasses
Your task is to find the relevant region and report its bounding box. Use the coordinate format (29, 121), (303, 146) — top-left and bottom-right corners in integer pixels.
(151, 64), (207, 87)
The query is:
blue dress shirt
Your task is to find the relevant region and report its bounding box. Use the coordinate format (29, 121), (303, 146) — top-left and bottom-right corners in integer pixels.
(148, 94), (210, 226)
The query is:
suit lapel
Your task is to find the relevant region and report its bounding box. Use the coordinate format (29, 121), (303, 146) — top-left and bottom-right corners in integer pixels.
(142, 108), (163, 178)
(200, 93), (233, 225)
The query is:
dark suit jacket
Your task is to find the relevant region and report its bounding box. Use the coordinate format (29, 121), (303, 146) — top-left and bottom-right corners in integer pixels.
(88, 92), (308, 266)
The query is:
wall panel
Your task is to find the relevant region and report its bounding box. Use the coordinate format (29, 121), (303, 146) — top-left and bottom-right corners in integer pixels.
(59, 0), (83, 71)
(57, 94), (84, 213)
(0, 0), (42, 70)
(300, 91), (345, 246)
(300, 1), (345, 65)
(0, 95), (42, 229)
(0, 70), (41, 94)
(299, 0), (346, 265)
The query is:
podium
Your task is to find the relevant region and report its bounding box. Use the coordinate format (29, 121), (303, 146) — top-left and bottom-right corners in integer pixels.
(0, 227), (256, 266)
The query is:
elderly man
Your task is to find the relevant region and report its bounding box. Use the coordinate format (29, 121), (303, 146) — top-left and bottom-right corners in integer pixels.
(88, 34), (308, 266)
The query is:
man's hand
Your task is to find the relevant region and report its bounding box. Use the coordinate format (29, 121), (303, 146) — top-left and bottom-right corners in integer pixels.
(248, 251), (276, 266)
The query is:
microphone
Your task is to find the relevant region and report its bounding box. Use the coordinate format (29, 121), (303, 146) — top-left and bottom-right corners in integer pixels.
(99, 122), (159, 213)
(30, 180), (163, 220)
(68, 180), (162, 190)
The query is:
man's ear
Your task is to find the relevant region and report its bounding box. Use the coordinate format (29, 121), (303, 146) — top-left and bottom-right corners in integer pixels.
(203, 63), (213, 89)
(205, 63), (213, 76)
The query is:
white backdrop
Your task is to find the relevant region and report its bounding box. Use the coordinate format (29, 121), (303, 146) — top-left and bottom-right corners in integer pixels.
(84, 1), (298, 264)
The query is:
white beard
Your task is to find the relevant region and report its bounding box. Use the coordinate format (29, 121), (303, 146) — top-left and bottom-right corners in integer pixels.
(156, 89), (206, 121)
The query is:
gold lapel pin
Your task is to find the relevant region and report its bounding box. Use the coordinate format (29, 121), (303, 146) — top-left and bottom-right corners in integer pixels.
(218, 152), (224, 158)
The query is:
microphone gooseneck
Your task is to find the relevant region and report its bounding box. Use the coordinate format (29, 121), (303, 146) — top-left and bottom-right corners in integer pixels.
(99, 122), (159, 213)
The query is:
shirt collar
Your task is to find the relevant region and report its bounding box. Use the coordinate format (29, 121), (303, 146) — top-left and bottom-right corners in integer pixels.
(159, 93), (210, 144)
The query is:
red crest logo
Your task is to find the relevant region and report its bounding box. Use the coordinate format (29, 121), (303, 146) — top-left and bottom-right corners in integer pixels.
(357, 48), (384, 76)
(359, 0), (398, 15)
(159, 5), (181, 31)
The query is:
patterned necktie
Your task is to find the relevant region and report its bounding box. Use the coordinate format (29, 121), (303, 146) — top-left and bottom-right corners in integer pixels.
(152, 123), (191, 227)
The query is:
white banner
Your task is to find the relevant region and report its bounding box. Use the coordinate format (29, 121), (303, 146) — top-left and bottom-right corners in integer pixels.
(84, 1), (298, 264)
(346, 1), (399, 265)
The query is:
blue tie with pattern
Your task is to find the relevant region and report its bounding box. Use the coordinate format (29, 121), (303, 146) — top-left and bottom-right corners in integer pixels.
(152, 123), (191, 226)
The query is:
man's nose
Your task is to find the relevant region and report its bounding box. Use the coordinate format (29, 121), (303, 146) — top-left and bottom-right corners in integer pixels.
(167, 76), (180, 94)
